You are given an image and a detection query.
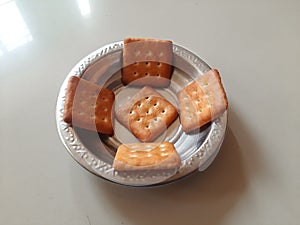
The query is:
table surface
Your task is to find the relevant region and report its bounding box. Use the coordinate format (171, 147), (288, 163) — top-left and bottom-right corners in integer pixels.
(1, 0), (299, 224)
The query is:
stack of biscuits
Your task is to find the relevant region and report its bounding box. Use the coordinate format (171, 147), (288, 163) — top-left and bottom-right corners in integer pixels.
(63, 38), (228, 172)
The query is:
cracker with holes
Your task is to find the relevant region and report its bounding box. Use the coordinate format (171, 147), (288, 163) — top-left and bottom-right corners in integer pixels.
(113, 142), (181, 171)
(63, 76), (115, 135)
(122, 38), (173, 87)
(115, 86), (178, 142)
(177, 69), (228, 133)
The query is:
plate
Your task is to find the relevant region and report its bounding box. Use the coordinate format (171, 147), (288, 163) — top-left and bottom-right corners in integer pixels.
(56, 41), (227, 186)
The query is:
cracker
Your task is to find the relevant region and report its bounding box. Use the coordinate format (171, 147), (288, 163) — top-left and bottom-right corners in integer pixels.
(122, 38), (173, 87)
(63, 76), (115, 135)
(113, 142), (181, 171)
(115, 86), (178, 142)
(177, 69), (228, 132)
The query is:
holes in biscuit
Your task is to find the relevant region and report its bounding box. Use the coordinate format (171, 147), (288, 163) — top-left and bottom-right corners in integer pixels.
(134, 61), (138, 65)
(160, 152), (169, 157)
(154, 117), (158, 122)
(146, 110), (150, 114)
(133, 72), (138, 76)
(157, 62), (161, 66)
(154, 103), (158, 107)
(129, 111), (133, 114)
(145, 72), (149, 76)
(162, 109), (166, 113)
(145, 96), (149, 100)
(145, 62), (149, 66)
(102, 117), (107, 121)
(160, 148), (166, 152)
(137, 118), (141, 122)
(156, 74), (160, 76)
(101, 106), (108, 111)
(145, 125), (150, 128)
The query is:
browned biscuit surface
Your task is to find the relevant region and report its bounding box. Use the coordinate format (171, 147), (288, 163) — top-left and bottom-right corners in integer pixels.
(113, 142), (181, 171)
(122, 38), (173, 87)
(115, 86), (178, 142)
(177, 69), (228, 133)
(63, 76), (115, 135)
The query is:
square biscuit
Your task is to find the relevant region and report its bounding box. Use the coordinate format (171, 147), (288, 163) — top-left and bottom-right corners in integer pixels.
(113, 142), (181, 171)
(177, 69), (228, 133)
(63, 76), (115, 135)
(115, 86), (178, 142)
(122, 38), (173, 87)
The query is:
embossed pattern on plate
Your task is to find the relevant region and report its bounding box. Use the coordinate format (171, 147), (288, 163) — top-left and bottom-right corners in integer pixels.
(56, 41), (227, 186)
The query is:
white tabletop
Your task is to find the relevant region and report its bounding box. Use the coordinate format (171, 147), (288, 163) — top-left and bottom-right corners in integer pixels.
(1, 0), (299, 224)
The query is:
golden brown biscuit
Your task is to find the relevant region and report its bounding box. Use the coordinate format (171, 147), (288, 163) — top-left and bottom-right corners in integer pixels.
(63, 76), (115, 135)
(113, 142), (181, 171)
(115, 86), (178, 142)
(122, 38), (173, 87)
(177, 69), (228, 132)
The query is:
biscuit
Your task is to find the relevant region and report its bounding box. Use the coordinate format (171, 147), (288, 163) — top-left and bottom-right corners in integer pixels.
(122, 38), (173, 87)
(115, 86), (178, 142)
(113, 142), (181, 171)
(177, 69), (228, 132)
(63, 76), (115, 135)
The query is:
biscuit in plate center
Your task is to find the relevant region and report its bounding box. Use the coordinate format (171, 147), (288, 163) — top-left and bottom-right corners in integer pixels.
(115, 86), (178, 142)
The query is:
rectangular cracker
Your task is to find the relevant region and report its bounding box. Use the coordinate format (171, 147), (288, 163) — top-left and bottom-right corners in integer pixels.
(115, 86), (178, 142)
(113, 142), (181, 171)
(63, 76), (115, 135)
(122, 38), (173, 87)
(177, 69), (228, 133)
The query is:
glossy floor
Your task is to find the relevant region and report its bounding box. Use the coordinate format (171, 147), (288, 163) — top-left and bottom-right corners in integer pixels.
(1, 0), (300, 224)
